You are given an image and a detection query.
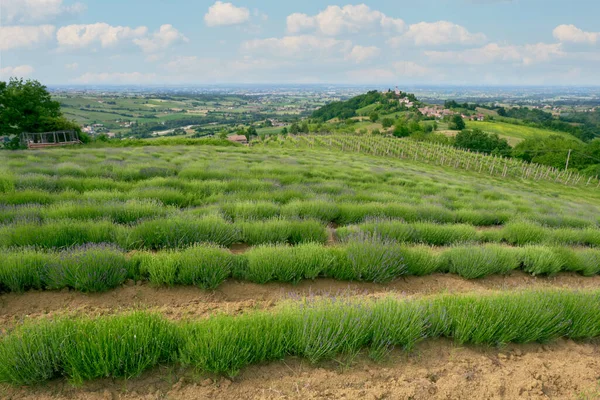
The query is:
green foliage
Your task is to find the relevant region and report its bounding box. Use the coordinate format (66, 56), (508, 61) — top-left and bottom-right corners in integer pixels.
(240, 219), (327, 245)
(3, 291), (600, 384)
(243, 243), (333, 284)
(0, 79), (63, 136)
(140, 245), (235, 289)
(519, 246), (563, 276)
(126, 216), (239, 249)
(177, 245), (236, 289)
(332, 237), (406, 283)
(442, 245), (520, 278)
(381, 118), (394, 128)
(312, 90), (419, 122)
(454, 128), (511, 156)
(45, 244), (128, 292)
(451, 115), (466, 130)
(0, 249), (53, 292)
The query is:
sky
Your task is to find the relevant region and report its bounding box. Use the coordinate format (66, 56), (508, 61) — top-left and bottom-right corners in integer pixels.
(1, 0), (599, 86)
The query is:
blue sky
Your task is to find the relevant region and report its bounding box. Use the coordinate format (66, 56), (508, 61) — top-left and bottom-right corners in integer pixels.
(1, 0), (599, 85)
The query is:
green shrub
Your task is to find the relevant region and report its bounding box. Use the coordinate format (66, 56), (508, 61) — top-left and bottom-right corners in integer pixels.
(519, 246), (563, 276)
(60, 312), (179, 384)
(281, 200), (340, 222)
(502, 221), (548, 245)
(240, 219), (327, 245)
(45, 244), (128, 292)
(442, 245), (520, 278)
(400, 245), (440, 276)
(0, 172), (15, 193)
(2, 220), (119, 248)
(412, 222), (477, 246)
(0, 189), (54, 205)
(339, 221), (477, 246)
(329, 237), (406, 283)
(142, 251), (179, 286)
(243, 243), (333, 284)
(369, 298), (426, 360)
(560, 248), (600, 276)
(0, 249), (54, 292)
(126, 216), (239, 249)
(177, 245), (235, 289)
(220, 201), (280, 221)
(180, 312), (287, 377)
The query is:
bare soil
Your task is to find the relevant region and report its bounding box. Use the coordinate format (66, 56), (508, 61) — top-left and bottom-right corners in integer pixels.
(2, 338), (600, 400)
(2, 273), (600, 399)
(2, 272), (600, 327)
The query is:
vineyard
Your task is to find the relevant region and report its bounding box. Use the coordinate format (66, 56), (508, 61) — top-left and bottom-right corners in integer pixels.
(2, 141), (600, 399)
(255, 134), (598, 187)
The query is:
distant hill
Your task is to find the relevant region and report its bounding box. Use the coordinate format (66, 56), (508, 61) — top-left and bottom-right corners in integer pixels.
(312, 90), (420, 121)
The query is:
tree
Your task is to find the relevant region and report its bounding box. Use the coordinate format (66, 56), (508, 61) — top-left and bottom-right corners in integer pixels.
(281, 127), (288, 135)
(246, 125), (257, 137)
(451, 115), (466, 130)
(300, 121), (309, 133)
(393, 121), (410, 138)
(454, 129), (511, 156)
(369, 112), (379, 123)
(381, 118), (394, 128)
(289, 123), (299, 134)
(0, 78), (79, 136)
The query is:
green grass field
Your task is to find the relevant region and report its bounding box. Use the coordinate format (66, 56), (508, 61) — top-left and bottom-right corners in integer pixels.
(466, 121), (578, 145)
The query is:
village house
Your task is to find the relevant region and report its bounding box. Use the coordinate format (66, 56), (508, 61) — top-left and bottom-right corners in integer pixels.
(227, 135), (248, 145)
(418, 106), (455, 119)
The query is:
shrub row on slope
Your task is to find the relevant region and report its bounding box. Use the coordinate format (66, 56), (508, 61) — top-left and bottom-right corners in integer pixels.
(0, 216), (327, 249)
(2, 217), (600, 250)
(1, 196), (596, 230)
(338, 220), (600, 247)
(1, 290), (599, 385)
(2, 242), (600, 293)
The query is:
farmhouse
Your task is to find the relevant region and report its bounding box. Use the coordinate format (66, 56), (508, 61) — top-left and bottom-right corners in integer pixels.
(419, 106), (455, 119)
(227, 134), (248, 145)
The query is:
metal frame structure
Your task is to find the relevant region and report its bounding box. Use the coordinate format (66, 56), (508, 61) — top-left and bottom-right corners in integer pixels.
(20, 131), (82, 149)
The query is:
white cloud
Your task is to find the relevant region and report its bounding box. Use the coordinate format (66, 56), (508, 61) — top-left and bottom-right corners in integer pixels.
(57, 23), (148, 49)
(389, 21), (487, 46)
(0, 65), (35, 78)
(425, 42), (564, 65)
(73, 72), (157, 84)
(204, 1), (250, 27)
(65, 62), (79, 70)
(241, 35), (352, 59)
(0, 0), (85, 23)
(345, 45), (381, 63)
(0, 25), (55, 51)
(553, 24), (599, 44)
(521, 43), (565, 65)
(133, 24), (188, 53)
(287, 4), (405, 36)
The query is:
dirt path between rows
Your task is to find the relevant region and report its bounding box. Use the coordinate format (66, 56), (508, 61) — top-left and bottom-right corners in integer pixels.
(2, 338), (599, 400)
(2, 272), (600, 326)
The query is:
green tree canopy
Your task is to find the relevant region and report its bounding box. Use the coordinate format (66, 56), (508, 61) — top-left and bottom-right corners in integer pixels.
(451, 115), (466, 131)
(454, 128), (511, 156)
(0, 78), (79, 136)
